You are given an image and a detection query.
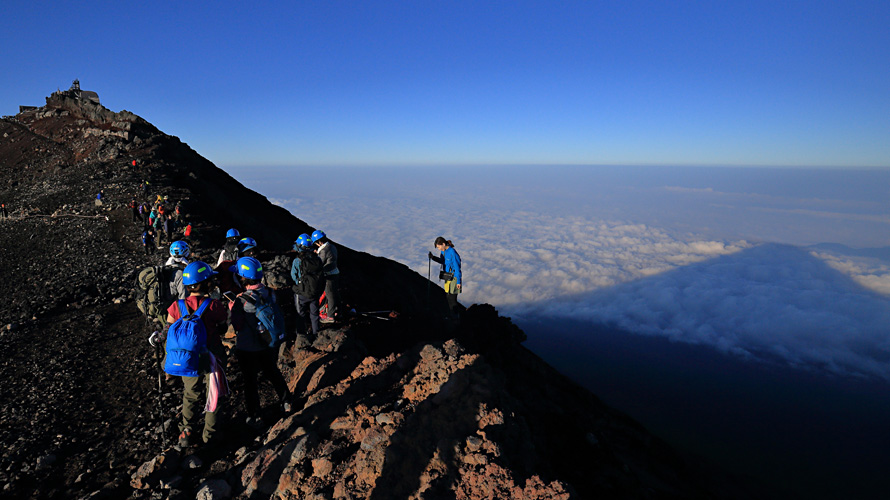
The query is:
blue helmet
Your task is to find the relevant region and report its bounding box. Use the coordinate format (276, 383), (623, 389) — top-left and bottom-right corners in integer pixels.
(182, 261), (217, 286)
(295, 233), (311, 248)
(235, 256), (263, 280)
(310, 230), (326, 243)
(237, 237), (257, 253)
(169, 240), (190, 258)
(226, 228), (240, 239)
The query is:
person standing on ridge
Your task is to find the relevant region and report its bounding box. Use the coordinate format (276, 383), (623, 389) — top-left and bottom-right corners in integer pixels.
(1, 203), (7, 219)
(312, 230), (339, 323)
(216, 229), (241, 267)
(230, 257), (295, 428)
(429, 236), (462, 320)
(165, 262), (228, 447)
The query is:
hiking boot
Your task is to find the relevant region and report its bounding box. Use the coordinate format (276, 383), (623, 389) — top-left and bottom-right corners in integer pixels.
(282, 400), (293, 413)
(178, 429), (193, 447)
(319, 317), (335, 324)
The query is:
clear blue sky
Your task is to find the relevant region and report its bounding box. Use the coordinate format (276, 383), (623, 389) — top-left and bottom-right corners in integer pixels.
(2, 1), (889, 167)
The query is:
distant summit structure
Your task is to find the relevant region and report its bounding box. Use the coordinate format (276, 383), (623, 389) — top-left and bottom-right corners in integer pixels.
(18, 79), (100, 113)
(55, 79), (101, 105)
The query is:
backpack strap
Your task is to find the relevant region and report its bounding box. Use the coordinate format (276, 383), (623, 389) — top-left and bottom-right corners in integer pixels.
(177, 299), (189, 318)
(194, 298), (212, 318)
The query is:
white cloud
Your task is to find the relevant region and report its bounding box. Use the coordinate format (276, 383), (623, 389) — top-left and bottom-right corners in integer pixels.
(253, 166), (890, 381)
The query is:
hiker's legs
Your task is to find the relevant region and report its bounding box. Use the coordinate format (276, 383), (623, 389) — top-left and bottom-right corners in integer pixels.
(297, 295), (320, 337)
(181, 374), (218, 443)
(324, 275), (339, 318)
(446, 293), (460, 321)
(180, 375), (202, 435)
(236, 349), (262, 417)
(258, 348), (289, 401)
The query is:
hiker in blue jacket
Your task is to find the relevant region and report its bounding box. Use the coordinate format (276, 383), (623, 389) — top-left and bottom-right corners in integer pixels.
(429, 236), (462, 319)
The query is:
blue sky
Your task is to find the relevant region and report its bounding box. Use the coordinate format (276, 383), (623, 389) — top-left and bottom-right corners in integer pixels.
(2, 1), (889, 167)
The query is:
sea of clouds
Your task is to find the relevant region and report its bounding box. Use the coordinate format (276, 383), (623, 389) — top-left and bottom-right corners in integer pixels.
(232, 165), (890, 379)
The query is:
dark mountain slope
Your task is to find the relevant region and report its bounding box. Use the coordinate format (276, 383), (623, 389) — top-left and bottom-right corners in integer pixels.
(0, 89), (762, 499)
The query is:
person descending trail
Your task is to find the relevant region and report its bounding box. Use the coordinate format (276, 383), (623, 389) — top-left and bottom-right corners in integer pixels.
(1, 203), (8, 219)
(164, 261), (229, 447)
(216, 229), (241, 267)
(312, 230), (340, 323)
(142, 229), (155, 255)
(291, 234), (324, 344)
(429, 236), (462, 321)
(230, 257), (295, 429)
(165, 241), (192, 300)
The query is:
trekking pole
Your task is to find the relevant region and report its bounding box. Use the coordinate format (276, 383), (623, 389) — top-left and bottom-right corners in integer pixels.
(149, 326), (169, 448)
(426, 256), (431, 306)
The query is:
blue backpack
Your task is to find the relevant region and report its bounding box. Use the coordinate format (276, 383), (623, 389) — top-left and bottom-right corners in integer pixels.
(164, 299), (211, 377)
(241, 290), (286, 348)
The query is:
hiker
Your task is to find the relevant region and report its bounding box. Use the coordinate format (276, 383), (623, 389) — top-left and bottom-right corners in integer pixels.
(237, 237), (258, 258)
(142, 179), (149, 194)
(1, 203), (7, 219)
(95, 190), (104, 207)
(230, 257), (295, 428)
(428, 236), (462, 319)
(291, 234), (323, 342)
(148, 207), (157, 228)
(153, 214), (166, 245)
(140, 202), (150, 226)
(165, 261), (229, 447)
(142, 229), (155, 255)
(129, 198), (140, 223)
(166, 241), (192, 299)
(215, 229), (241, 267)
(163, 215), (175, 243)
(312, 230), (339, 323)
(183, 222), (192, 239)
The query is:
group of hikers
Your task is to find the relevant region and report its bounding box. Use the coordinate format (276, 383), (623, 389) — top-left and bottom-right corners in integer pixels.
(135, 203), (462, 449)
(131, 194), (190, 252)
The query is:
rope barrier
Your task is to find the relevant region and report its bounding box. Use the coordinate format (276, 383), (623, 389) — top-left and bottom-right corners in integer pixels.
(1, 213), (109, 221)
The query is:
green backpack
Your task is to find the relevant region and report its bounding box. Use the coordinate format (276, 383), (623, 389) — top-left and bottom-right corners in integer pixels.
(134, 265), (176, 324)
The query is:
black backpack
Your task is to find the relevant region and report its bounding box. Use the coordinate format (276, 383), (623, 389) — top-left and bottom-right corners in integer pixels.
(293, 251), (325, 299)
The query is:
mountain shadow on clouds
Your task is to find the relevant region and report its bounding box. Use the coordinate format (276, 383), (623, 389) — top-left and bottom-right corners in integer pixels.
(522, 242), (890, 380)
(521, 316), (890, 500)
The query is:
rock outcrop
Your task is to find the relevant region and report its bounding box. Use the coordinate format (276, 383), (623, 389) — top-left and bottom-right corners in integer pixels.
(0, 89), (762, 499)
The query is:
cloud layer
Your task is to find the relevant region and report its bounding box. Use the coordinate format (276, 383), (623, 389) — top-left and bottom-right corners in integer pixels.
(236, 165), (890, 379)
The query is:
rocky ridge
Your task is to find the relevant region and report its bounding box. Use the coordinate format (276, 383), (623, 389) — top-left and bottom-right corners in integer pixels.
(0, 91), (761, 499)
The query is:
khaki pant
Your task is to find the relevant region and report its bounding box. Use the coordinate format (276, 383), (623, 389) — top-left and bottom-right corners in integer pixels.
(179, 349), (226, 443)
(180, 374), (218, 443)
